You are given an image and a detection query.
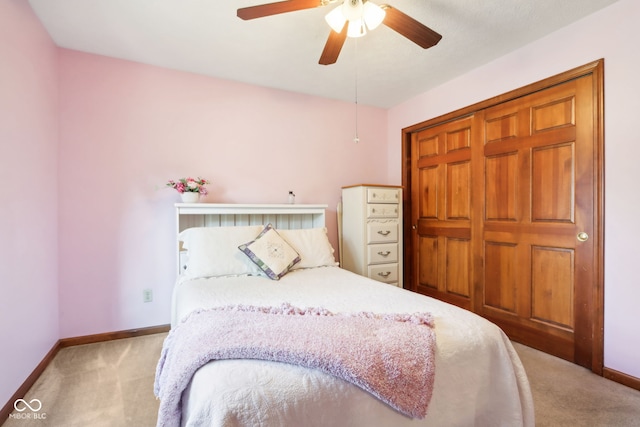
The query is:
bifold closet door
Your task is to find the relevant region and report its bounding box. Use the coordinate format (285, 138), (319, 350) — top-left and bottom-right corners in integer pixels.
(477, 75), (597, 367)
(409, 115), (481, 311)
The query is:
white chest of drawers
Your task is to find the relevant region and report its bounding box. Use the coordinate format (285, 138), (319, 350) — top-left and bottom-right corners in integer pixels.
(340, 185), (403, 288)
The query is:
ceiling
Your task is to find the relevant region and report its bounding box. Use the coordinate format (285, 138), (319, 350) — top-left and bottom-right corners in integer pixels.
(28, 0), (619, 108)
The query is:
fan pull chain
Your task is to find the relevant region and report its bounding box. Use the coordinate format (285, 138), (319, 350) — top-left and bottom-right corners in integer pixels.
(354, 38), (360, 143)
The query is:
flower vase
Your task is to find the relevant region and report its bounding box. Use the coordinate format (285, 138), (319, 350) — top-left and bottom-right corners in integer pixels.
(180, 192), (200, 203)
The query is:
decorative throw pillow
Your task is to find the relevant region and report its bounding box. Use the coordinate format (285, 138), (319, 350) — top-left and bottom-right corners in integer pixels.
(238, 224), (301, 280)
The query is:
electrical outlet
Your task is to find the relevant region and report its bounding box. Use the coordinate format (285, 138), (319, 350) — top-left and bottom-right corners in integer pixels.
(143, 289), (153, 303)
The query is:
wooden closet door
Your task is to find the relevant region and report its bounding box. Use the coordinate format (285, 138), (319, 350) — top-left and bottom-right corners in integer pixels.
(410, 115), (481, 310)
(477, 76), (597, 366)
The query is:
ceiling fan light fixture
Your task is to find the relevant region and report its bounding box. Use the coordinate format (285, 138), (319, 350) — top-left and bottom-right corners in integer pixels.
(325, 5), (346, 33)
(363, 2), (385, 31)
(347, 19), (367, 38)
(341, 0), (364, 21)
(325, 0), (386, 37)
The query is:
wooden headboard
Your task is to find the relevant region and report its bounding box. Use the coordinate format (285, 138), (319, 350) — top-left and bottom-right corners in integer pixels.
(175, 203), (328, 272)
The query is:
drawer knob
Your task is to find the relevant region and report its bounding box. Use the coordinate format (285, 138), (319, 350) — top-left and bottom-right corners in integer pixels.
(377, 271), (392, 278)
(377, 230), (391, 236)
(377, 251), (391, 257)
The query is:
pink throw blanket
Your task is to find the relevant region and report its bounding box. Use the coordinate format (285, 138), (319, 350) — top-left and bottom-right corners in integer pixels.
(154, 303), (436, 427)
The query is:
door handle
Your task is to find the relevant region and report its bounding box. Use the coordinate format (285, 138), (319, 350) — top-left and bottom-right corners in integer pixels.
(577, 232), (589, 242)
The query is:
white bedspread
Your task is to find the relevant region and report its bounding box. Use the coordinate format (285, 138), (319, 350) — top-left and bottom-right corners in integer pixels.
(170, 266), (535, 427)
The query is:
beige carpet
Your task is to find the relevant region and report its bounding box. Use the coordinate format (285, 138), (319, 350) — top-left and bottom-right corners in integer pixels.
(3, 335), (163, 427)
(512, 342), (640, 427)
(3, 333), (640, 426)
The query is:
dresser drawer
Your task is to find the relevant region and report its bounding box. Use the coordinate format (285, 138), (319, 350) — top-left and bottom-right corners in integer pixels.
(368, 263), (399, 283)
(367, 223), (398, 243)
(367, 243), (398, 264)
(367, 188), (400, 204)
(367, 203), (399, 218)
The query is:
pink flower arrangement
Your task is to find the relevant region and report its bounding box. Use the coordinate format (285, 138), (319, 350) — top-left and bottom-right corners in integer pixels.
(166, 177), (210, 195)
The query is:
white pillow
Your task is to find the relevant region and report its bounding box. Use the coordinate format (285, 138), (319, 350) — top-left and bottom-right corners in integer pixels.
(238, 224), (301, 280)
(179, 226), (264, 278)
(277, 227), (338, 270)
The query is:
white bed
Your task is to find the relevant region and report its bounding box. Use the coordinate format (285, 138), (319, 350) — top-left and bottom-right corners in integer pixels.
(156, 204), (534, 427)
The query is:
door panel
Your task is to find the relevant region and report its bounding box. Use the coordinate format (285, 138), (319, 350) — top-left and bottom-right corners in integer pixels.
(447, 161), (471, 219)
(485, 153), (518, 220)
(418, 236), (438, 288)
(531, 143), (575, 222)
(483, 241), (518, 313)
(411, 116), (475, 308)
(478, 77), (594, 365)
(419, 166), (439, 219)
(531, 246), (574, 329)
(445, 237), (471, 297)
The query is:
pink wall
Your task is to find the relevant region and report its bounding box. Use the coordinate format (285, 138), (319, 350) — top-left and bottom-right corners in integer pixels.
(388, 0), (640, 379)
(57, 50), (388, 337)
(0, 0), (59, 407)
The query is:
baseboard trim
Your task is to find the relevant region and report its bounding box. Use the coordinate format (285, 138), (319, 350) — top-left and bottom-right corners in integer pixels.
(1, 324), (170, 422)
(59, 324), (170, 348)
(603, 367), (640, 392)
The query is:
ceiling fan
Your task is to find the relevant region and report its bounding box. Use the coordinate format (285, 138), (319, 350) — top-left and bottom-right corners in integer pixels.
(237, 0), (442, 65)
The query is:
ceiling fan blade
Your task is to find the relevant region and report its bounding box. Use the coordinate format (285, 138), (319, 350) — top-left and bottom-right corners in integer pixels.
(238, 0), (324, 20)
(380, 5), (442, 49)
(319, 24), (348, 65)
